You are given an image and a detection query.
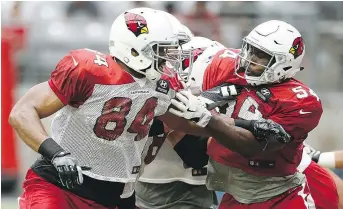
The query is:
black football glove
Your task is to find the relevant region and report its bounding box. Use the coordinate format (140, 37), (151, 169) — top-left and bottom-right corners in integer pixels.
(38, 138), (91, 189)
(303, 143), (321, 163)
(52, 151), (90, 189)
(252, 119), (291, 144)
(235, 118), (291, 145)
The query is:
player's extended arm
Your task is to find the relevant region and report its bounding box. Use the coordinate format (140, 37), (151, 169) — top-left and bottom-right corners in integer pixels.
(164, 108), (263, 158)
(205, 115), (291, 157)
(158, 112), (211, 137)
(9, 81), (86, 188)
(9, 81), (64, 152)
(206, 115), (262, 157)
(335, 150), (343, 169)
(160, 83), (242, 138)
(305, 144), (343, 169)
(169, 90), (291, 157)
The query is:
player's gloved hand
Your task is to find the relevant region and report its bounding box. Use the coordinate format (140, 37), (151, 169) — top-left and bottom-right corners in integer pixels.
(303, 143), (321, 163)
(38, 138), (91, 189)
(252, 119), (291, 144)
(169, 90), (212, 127)
(200, 83), (242, 110)
(52, 151), (84, 189)
(235, 118), (291, 144)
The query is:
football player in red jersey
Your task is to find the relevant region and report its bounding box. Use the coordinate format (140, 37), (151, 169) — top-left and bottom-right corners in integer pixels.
(305, 143), (343, 169)
(304, 144), (343, 209)
(169, 20), (339, 208)
(9, 8), (208, 209)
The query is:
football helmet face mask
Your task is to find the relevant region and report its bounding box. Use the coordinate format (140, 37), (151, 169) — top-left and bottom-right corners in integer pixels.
(109, 8), (191, 81)
(234, 20), (305, 86)
(179, 36), (226, 91)
(162, 13), (194, 82)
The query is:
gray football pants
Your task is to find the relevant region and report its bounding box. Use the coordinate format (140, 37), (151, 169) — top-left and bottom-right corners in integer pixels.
(135, 181), (216, 209)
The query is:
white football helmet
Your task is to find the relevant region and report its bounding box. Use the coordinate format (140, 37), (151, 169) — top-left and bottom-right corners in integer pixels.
(109, 8), (186, 81)
(163, 11), (194, 44)
(181, 36), (226, 92)
(162, 12), (195, 81)
(235, 20), (305, 86)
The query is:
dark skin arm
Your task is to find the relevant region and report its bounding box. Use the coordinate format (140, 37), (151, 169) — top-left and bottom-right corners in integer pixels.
(206, 114), (286, 158)
(164, 112), (261, 158)
(206, 114), (261, 158)
(8, 82), (65, 152)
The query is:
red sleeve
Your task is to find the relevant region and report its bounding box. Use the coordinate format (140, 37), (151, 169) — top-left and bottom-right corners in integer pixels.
(48, 52), (95, 107)
(269, 92), (323, 143)
(161, 70), (184, 91)
(202, 49), (246, 91)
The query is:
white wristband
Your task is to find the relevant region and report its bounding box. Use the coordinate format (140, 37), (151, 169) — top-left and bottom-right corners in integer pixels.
(317, 152), (336, 168)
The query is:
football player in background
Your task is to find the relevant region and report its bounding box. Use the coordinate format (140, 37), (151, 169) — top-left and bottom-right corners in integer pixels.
(9, 8), (207, 209)
(169, 20), (339, 208)
(136, 36), (229, 209)
(304, 144), (343, 208)
(305, 143), (343, 169)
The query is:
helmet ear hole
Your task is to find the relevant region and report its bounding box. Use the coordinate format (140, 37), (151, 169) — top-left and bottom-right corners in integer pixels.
(131, 48), (139, 57)
(269, 57), (276, 67)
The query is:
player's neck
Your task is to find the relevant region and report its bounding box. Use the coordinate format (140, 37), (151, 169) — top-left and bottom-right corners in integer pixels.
(114, 57), (145, 79)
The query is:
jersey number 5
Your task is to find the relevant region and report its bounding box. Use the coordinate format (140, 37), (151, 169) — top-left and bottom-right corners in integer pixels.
(292, 86), (320, 101)
(93, 97), (158, 141)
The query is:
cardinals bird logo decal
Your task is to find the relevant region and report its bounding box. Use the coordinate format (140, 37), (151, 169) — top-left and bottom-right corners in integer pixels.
(124, 12), (149, 37)
(289, 37), (304, 59)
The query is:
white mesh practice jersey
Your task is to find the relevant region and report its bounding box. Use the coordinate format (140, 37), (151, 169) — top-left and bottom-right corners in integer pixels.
(139, 133), (207, 185)
(48, 49), (176, 189)
(138, 42), (225, 185)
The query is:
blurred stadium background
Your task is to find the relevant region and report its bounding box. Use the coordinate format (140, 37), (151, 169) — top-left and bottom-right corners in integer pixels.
(2, 1), (343, 208)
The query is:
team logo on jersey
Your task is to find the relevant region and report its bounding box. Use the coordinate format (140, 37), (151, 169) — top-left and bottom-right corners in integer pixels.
(249, 160), (275, 168)
(156, 79), (170, 94)
(124, 12), (149, 37)
(256, 87), (273, 102)
(192, 167), (207, 176)
(131, 166), (140, 174)
(289, 37), (304, 59)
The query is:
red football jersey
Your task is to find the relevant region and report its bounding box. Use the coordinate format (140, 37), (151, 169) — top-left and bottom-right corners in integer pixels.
(48, 48), (136, 107)
(204, 48), (323, 176)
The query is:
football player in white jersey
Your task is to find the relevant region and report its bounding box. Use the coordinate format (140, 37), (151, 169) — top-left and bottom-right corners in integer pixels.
(135, 36), (230, 209)
(9, 8), (209, 209)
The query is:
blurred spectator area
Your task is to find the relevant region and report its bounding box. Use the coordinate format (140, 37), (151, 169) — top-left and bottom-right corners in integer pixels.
(1, 1), (343, 92)
(1, 1), (343, 152)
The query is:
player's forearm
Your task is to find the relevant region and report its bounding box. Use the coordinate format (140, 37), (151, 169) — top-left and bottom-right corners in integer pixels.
(167, 131), (186, 147)
(206, 114), (261, 157)
(9, 105), (50, 152)
(181, 121), (211, 137)
(315, 150), (343, 169)
(335, 151), (343, 169)
(159, 112), (211, 137)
